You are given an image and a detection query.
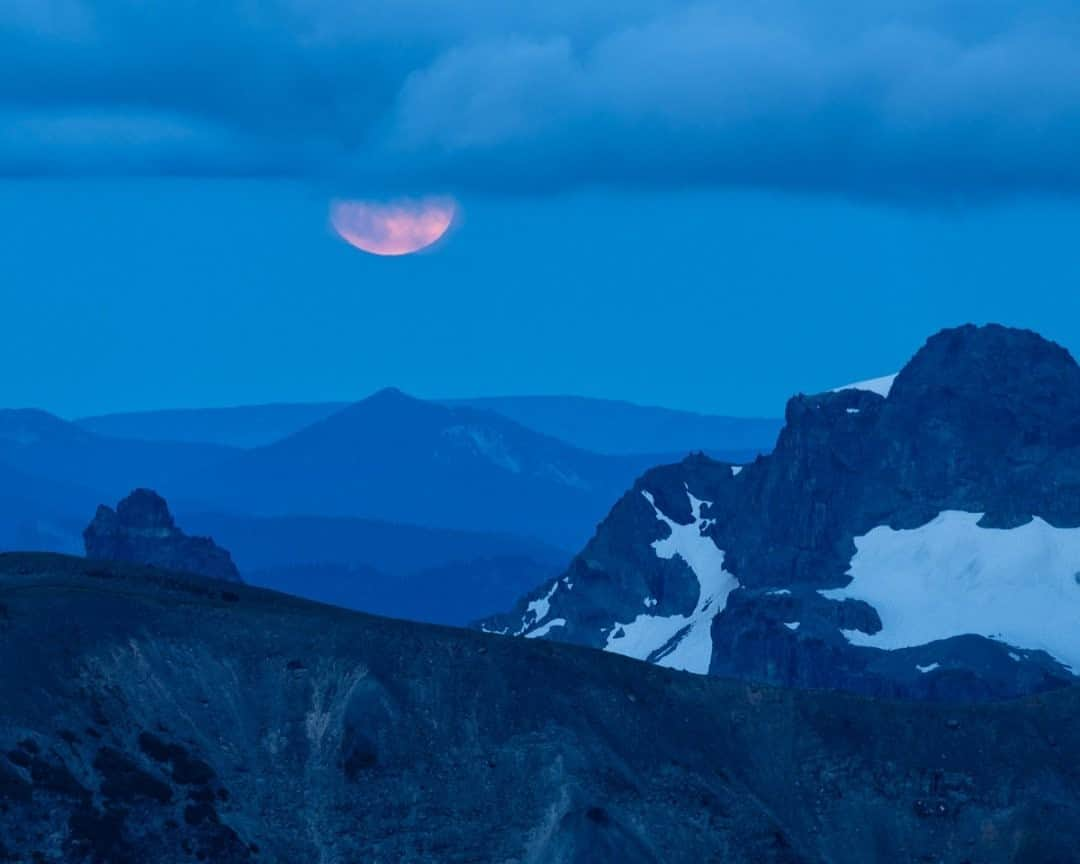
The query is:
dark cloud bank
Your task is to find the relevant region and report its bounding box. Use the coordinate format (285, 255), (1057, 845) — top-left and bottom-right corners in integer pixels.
(2, 0), (1079, 202)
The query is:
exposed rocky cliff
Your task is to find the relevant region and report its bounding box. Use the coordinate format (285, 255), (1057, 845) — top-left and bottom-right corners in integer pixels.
(1, 553), (1078, 863)
(483, 325), (1080, 701)
(83, 489), (240, 582)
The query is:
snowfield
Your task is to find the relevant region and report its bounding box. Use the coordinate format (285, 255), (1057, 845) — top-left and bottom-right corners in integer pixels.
(525, 618), (566, 639)
(521, 581), (560, 633)
(821, 511), (1080, 672)
(603, 488), (739, 674)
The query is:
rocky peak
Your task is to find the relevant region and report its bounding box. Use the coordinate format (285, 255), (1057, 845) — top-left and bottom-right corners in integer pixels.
(84, 489), (240, 582)
(113, 488), (175, 535)
(484, 324), (1080, 702)
(892, 323), (1080, 408)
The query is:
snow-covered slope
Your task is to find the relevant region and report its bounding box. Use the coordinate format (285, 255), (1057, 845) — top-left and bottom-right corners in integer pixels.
(822, 511), (1080, 672)
(832, 374), (897, 397)
(602, 489), (738, 673)
(481, 325), (1080, 702)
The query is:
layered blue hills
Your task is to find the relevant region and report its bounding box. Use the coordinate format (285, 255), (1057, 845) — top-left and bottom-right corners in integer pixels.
(0, 388), (776, 623)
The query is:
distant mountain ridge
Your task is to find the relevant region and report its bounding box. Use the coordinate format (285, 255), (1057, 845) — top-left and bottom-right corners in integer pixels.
(483, 324), (1080, 701)
(173, 388), (655, 548)
(76, 393), (781, 458)
(180, 510), (566, 625)
(0, 408), (234, 502)
(0, 397), (578, 616)
(3, 388), (777, 621)
(77, 402), (346, 449)
(445, 394), (780, 458)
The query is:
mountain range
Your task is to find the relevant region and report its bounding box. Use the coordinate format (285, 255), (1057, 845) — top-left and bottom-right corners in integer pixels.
(482, 324), (1080, 701)
(77, 394), (781, 458)
(1, 389), (777, 623)
(1, 552), (1076, 863)
(5, 323), (1080, 862)
(171, 387), (660, 547)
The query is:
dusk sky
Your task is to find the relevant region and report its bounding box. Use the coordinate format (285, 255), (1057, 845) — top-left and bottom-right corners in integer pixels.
(3, 0), (1080, 418)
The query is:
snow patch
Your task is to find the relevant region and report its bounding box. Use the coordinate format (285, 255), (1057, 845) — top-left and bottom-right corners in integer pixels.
(644, 596), (657, 608)
(443, 424), (521, 473)
(821, 511), (1080, 673)
(603, 488), (739, 674)
(784, 621), (800, 631)
(518, 580), (560, 635)
(525, 618), (566, 639)
(730, 465), (743, 476)
(766, 588), (791, 596)
(916, 662), (940, 674)
(832, 374), (897, 398)
(1009, 652), (1022, 662)
(846, 408), (860, 415)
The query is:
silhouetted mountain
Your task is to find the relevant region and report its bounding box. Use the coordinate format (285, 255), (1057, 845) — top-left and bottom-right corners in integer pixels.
(179, 388), (660, 547)
(84, 489), (241, 582)
(76, 394), (781, 458)
(484, 325), (1080, 701)
(0, 410), (567, 620)
(0, 409), (233, 501)
(2, 552), (1077, 863)
(0, 399), (593, 610)
(77, 402), (347, 448)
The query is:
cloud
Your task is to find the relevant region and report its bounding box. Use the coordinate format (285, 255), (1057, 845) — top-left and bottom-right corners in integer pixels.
(2, 0), (1079, 203)
(0, 108), (304, 177)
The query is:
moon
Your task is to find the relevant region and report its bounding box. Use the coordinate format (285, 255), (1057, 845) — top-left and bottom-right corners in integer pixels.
(330, 197), (457, 256)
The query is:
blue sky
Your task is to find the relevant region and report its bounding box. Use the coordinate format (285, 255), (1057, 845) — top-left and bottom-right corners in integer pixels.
(2, 1), (1080, 417)
(4, 179), (1079, 418)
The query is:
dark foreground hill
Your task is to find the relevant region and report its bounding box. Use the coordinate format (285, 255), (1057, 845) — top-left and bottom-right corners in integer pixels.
(1, 553), (1078, 863)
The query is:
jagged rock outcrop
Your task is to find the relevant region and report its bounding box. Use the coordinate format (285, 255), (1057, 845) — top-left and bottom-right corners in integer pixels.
(482, 324), (1080, 701)
(83, 489), (240, 582)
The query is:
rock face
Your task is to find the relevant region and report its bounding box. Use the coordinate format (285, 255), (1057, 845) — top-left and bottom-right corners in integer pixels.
(482, 324), (1080, 701)
(1, 552), (1079, 863)
(83, 489), (240, 582)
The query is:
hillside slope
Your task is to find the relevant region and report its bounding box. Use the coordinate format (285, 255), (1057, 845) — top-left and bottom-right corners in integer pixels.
(447, 394), (780, 458)
(180, 388), (660, 547)
(1, 553), (1078, 863)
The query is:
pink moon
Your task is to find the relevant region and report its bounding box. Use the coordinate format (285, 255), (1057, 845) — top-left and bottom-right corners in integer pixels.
(330, 197), (457, 256)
